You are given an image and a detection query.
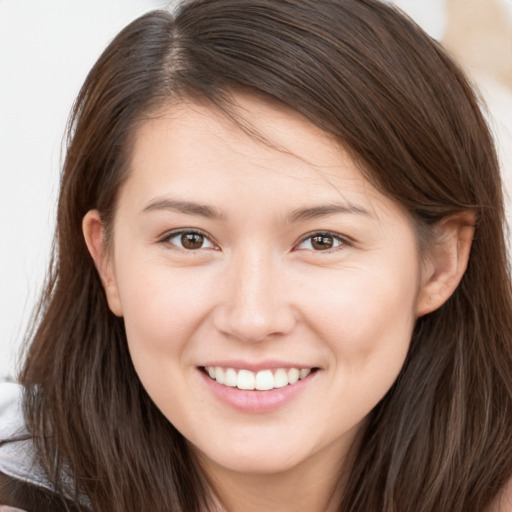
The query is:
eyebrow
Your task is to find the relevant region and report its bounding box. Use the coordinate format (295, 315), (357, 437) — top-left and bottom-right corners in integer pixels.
(142, 198), (225, 219)
(142, 197), (370, 222)
(287, 203), (371, 223)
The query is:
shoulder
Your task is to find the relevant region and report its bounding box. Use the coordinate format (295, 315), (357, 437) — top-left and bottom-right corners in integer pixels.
(0, 382), (90, 512)
(0, 382), (85, 511)
(1, 471), (83, 512)
(0, 381), (52, 492)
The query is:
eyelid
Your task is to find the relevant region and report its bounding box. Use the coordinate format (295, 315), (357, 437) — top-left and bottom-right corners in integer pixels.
(157, 228), (351, 252)
(159, 228), (219, 250)
(294, 231), (352, 252)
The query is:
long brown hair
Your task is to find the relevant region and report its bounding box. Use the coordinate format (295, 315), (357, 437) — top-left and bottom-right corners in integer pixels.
(19, 1), (512, 511)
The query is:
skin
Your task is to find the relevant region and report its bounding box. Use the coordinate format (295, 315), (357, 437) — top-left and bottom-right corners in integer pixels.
(83, 95), (473, 512)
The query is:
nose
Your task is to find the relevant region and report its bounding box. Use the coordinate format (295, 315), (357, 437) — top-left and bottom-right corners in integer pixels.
(212, 250), (297, 343)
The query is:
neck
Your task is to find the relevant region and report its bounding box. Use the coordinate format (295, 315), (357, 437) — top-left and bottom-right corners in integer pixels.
(212, 468), (342, 512)
(198, 440), (358, 512)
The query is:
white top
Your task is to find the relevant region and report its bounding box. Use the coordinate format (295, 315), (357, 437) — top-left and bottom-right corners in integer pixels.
(0, 381), (91, 508)
(0, 381), (53, 491)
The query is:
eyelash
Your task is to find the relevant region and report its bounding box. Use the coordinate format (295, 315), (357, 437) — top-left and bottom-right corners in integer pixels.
(159, 229), (350, 253)
(160, 229), (218, 251)
(295, 231), (349, 252)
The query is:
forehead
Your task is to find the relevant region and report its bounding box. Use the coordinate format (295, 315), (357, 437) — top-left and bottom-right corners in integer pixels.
(123, 95), (405, 222)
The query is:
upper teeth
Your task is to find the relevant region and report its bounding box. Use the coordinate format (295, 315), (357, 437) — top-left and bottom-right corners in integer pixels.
(204, 366), (312, 390)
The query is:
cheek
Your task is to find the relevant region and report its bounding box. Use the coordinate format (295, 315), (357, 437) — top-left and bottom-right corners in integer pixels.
(114, 259), (216, 356)
(301, 258), (419, 374)
(113, 261), (217, 420)
(301, 267), (419, 431)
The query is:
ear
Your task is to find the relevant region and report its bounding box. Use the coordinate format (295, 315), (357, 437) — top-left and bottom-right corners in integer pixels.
(82, 210), (123, 317)
(416, 211), (475, 317)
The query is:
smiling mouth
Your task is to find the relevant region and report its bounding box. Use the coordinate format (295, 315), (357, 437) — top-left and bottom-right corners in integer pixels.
(202, 366), (317, 391)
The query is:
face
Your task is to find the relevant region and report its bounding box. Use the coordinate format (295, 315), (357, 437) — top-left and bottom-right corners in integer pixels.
(89, 96), (430, 480)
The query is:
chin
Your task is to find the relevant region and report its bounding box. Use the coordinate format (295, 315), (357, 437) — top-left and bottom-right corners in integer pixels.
(193, 441), (311, 476)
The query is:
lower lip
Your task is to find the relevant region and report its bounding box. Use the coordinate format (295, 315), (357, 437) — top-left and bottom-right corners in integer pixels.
(198, 369), (317, 413)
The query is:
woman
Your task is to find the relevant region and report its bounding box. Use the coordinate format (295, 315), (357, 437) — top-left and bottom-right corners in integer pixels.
(1, 0), (511, 511)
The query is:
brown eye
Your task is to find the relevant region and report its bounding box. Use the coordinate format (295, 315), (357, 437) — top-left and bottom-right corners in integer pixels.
(296, 232), (345, 252)
(311, 234), (334, 250)
(165, 230), (215, 250)
(181, 232), (205, 249)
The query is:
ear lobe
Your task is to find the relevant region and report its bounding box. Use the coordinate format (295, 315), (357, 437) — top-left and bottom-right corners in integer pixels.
(82, 210), (123, 317)
(416, 211), (475, 317)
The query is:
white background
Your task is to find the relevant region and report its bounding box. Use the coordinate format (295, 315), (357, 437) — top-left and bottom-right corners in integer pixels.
(1, 1), (511, 379)
(0, 1), (174, 378)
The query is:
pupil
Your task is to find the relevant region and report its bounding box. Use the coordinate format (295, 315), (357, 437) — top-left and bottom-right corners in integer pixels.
(181, 233), (204, 249)
(312, 235), (333, 250)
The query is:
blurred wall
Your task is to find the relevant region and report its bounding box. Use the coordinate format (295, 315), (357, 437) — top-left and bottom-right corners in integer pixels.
(442, 0), (512, 224)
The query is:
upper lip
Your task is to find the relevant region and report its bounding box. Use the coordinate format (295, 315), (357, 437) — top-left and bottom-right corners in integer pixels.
(200, 360), (318, 372)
